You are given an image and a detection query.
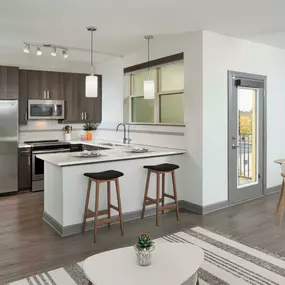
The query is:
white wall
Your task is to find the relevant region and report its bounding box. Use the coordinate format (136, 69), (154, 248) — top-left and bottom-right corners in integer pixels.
(202, 31), (285, 205)
(94, 32), (203, 204)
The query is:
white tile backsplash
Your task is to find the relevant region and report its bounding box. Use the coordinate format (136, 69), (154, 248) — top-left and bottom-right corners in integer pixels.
(19, 119), (186, 149)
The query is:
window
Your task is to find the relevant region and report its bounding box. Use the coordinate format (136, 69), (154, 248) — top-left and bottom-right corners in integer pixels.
(126, 60), (184, 124)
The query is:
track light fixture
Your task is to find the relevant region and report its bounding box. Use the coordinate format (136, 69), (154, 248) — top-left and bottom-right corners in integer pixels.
(23, 42), (68, 59)
(62, 49), (68, 59)
(23, 43), (30, 53)
(51, 47), (56, 56)
(36, 47), (42, 56)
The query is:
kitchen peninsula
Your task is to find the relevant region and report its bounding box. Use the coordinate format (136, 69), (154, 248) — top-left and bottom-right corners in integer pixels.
(37, 141), (187, 236)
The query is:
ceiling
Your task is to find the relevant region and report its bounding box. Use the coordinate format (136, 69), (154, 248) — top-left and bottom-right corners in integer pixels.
(1, 0), (285, 63)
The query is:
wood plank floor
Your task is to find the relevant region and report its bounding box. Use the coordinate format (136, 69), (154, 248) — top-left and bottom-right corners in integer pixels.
(0, 191), (283, 284)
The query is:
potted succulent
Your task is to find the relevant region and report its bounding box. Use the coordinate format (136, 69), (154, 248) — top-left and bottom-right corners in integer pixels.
(63, 125), (72, 141)
(83, 122), (97, 141)
(134, 232), (155, 266)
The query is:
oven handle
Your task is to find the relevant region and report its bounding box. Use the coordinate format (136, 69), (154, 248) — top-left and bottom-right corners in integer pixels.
(33, 149), (70, 154)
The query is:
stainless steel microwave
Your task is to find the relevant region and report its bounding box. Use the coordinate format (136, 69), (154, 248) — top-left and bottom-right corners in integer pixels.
(28, 100), (65, 120)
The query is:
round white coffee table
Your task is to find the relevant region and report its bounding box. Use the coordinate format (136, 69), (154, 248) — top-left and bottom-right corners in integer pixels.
(83, 243), (204, 285)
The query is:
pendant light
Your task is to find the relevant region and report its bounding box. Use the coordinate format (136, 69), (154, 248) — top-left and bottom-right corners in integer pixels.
(85, 26), (98, 98)
(143, 35), (155, 100)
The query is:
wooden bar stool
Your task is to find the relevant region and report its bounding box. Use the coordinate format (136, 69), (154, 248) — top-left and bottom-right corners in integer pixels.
(275, 173), (285, 226)
(82, 170), (124, 243)
(141, 163), (180, 226)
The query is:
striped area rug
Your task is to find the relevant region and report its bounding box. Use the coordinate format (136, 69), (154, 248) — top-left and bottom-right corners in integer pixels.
(9, 226), (285, 285)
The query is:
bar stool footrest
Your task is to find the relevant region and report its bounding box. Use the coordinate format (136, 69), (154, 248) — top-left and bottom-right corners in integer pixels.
(159, 203), (177, 211)
(145, 197), (163, 205)
(110, 204), (119, 211)
(97, 216), (120, 226)
(85, 210), (96, 218)
(164, 193), (175, 200)
(98, 209), (108, 216)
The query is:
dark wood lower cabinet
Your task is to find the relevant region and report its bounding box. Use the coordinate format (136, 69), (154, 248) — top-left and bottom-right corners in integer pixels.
(18, 148), (31, 191)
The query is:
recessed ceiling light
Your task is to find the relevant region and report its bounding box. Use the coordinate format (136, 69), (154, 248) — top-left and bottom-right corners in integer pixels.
(51, 47), (56, 56)
(62, 49), (68, 59)
(36, 47), (43, 56)
(23, 44), (30, 53)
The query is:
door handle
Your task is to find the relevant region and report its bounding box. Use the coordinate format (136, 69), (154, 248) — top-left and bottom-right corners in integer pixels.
(232, 144), (239, 149)
(85, 112), (87, 120)
(81, 112), (84, 120)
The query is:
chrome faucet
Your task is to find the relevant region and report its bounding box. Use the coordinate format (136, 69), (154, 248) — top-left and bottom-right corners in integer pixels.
(116, 123), (131, 144)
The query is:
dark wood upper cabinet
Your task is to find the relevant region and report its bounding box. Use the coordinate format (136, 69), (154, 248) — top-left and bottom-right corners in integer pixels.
(45, 71), (64, 100)
(15, 67), (102, 125)
(25, 70), (64, 100)
(0, 66), (19, 99)
(25, 70), (47, 99)
(63, 73), (84, 122)
(63, 73), (102, 123)
(19, 70), (28, 125)
(84, 74), (102, 122)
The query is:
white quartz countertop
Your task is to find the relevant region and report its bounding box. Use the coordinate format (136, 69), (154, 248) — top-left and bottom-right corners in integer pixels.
(18, 144), (31, 148)
(36, 142), (186, 167)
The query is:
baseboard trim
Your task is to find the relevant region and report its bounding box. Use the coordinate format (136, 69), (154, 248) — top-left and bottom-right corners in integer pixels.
(43, 211), (64, 237)
(43, 203), (167, 237)
(265, 185), (281, 195)
(178, 200), (203, 214)
(178, 200), (229, 215)
(43, 188), (280, 237)
(202, 200), (229, 214)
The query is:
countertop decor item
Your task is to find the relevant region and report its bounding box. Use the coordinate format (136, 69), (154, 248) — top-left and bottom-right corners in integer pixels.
(83, 122), (97, 141)
(72, 150), (102, 158)
(63, 125), (72, 141)
(134, 232), (154, 266)
(130, 147), (149, 153)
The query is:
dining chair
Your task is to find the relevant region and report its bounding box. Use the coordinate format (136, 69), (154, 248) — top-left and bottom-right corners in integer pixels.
(275, 163), (285, 226)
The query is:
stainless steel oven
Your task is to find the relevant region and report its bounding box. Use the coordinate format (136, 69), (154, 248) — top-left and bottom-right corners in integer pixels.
(28, 100), (65, 120)
(25, 140), (70, 191)
(32, 148), (70, 181)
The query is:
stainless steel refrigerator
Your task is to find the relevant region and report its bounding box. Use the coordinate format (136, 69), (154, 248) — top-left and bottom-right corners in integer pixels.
(0, 100), (18, 194)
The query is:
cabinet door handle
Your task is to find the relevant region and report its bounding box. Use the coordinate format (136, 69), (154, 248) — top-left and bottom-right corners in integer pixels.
(44, 91), (46, 99)
(81, 112), (84, 120)
(85, 112), (87, 120)
(28, 157), (30, 166)
(47, 90), (50, 99)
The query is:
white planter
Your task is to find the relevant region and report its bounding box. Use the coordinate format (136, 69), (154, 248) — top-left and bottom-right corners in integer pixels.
(134, 246), (155, 266)
(64, 133), (72, 141)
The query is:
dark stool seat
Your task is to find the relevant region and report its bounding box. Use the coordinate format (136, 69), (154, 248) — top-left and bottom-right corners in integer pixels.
(84, 170), (124, 181)
(144, 163), (179, 172)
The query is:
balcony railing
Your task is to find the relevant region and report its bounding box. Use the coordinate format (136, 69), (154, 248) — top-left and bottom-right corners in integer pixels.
(238, 133), (252, 180)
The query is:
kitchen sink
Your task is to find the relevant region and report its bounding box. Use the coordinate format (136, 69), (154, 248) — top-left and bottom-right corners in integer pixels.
(99, 143), (124, 147)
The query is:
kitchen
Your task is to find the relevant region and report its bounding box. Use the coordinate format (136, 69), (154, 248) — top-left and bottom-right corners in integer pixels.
(0, 51), (187, 239)
(0, 66), (103, 195)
